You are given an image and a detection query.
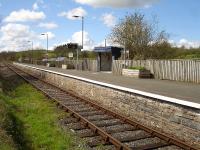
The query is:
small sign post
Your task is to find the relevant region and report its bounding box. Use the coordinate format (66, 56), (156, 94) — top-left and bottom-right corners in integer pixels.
(68, 52), (73, 58)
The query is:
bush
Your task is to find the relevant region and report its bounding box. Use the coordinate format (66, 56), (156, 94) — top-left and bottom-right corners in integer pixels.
(67, 64), (75, 69)
(49, 62), (56, 67)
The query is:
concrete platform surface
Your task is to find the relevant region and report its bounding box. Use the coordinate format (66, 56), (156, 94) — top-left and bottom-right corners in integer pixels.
(25, 64), (200, 104)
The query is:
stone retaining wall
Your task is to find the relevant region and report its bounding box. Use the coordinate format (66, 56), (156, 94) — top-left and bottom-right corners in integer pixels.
(14, 63), (200, 148)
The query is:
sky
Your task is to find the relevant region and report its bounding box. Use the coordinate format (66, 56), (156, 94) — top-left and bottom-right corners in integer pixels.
(0, 0), (200, 52)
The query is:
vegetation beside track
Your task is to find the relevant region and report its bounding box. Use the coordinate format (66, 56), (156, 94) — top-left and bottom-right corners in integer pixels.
(0, 67), (86, 150)
(0, 91), (16, 150)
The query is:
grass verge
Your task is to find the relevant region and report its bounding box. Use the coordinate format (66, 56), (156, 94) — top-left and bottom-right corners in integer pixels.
(0, 68), (86, 150)
(0, 94), (16, 150)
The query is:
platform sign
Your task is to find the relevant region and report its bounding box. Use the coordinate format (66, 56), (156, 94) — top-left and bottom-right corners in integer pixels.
(68, 52), (73, 58)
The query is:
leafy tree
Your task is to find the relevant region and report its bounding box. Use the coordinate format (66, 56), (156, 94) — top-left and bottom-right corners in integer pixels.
(79, 51), (97, 59)
(53, 44), (96, 59)
(54, 44), (74, 57)
(110, 12), (169, 59)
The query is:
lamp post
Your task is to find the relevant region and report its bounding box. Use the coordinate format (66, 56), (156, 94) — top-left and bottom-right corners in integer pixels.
(124, 41), (126, 68)
(27, 41), (33, 64)
(73, 15), (84, 49)
(73, 15), (84, 69)
(123, 22), (128, 69)
(41, 33), (48, 62)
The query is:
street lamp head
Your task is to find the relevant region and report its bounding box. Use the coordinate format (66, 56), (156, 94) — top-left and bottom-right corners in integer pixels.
(73, 15), (80, 18)
(41, 33), (45, 35)
(73, 15), (84, 19)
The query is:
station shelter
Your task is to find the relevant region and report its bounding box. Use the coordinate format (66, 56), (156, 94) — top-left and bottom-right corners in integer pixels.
(94, 46), (122, 71)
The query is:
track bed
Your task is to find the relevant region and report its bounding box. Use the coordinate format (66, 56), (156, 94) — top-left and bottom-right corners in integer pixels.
(8, 64), (198, 150)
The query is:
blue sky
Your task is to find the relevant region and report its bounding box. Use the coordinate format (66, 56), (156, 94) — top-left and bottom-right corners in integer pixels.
(0, 0), (200, 52)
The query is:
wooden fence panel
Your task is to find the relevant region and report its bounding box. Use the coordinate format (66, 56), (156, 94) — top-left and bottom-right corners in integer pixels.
(33, 59), (98, 72)
(112, 60), (123, 75)
(112, 59), (200, 83)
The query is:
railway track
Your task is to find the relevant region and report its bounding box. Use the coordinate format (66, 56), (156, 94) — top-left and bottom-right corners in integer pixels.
(8, 64), (198, 150)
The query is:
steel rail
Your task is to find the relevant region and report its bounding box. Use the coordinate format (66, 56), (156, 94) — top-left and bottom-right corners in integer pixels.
(8, 64), (199, 150)
(8, 64), (131, 150)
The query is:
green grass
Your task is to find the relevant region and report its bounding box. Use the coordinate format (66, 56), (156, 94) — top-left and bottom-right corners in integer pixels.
(0, 95), (16, 150)
(127, 66), (146, 70)
(10, 84), (68, 149)
(0, 75), (86, 150)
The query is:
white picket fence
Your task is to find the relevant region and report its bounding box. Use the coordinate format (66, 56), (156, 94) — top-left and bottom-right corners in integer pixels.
(112, 59), (200, 83)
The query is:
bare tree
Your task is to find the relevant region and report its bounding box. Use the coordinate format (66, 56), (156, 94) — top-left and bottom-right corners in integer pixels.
(110, 12), (169, 59)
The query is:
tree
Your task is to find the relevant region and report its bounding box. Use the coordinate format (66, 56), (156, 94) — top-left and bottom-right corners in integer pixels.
(110, 12), (169, 59)
(54, 44), (76, 57)
(53, 44), (97, 59)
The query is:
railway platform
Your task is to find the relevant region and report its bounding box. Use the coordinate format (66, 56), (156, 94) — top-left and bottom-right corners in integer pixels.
(25, 64), (200, 105)
(13, 63), (200, 148)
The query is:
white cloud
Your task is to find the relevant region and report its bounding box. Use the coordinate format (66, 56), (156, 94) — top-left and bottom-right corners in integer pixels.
(32, 0), (44, 10)
(38, 22), (58, 29)
(67, 31), (94, 50)
(0, 23), (38, 51)
(3, 9), (46, 22)
(96, 39), (112, 47)
(144, 4), (152, 9)
(169, 39), (200, 49)
(101, 13), (116, 27)
(33, 3), (39, 10)
(58, 7), (87, 20)
(74, 0), (159, 8)
(0, 23), (56, 52)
